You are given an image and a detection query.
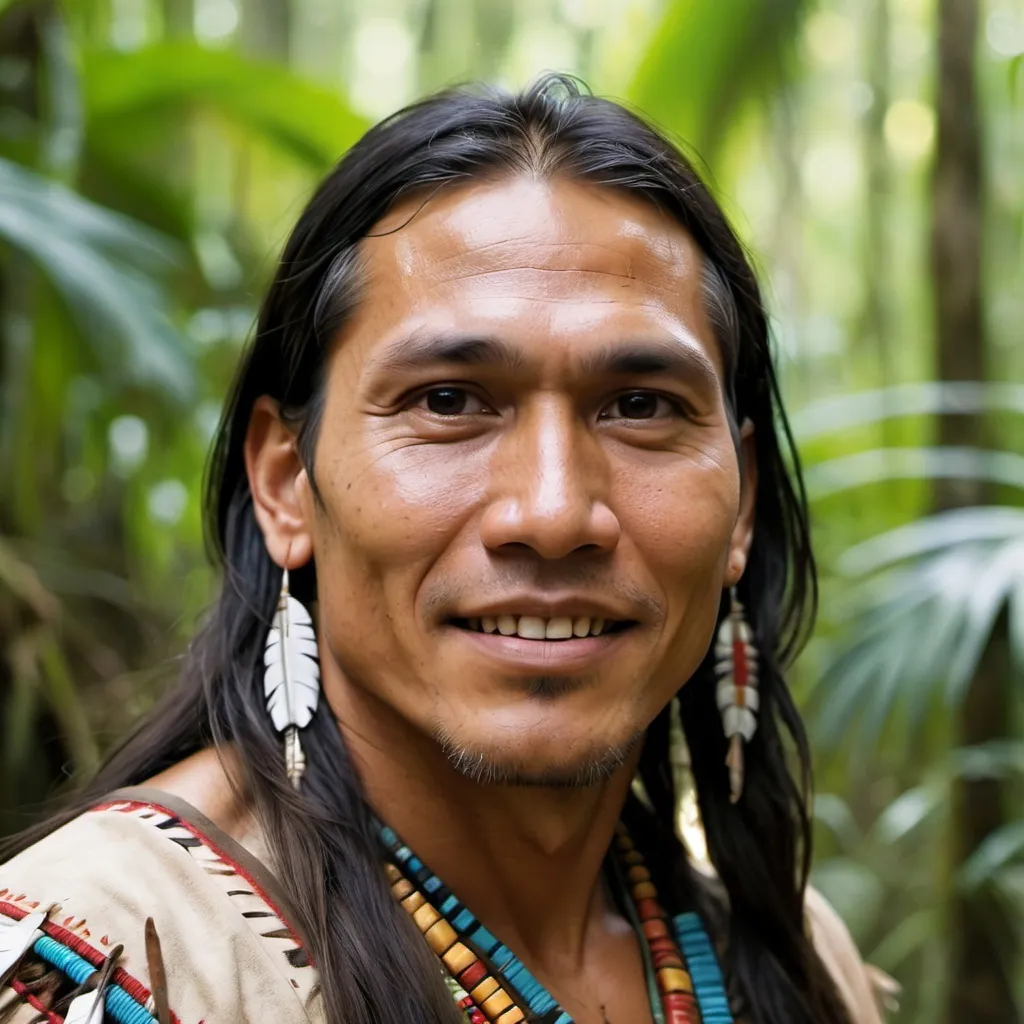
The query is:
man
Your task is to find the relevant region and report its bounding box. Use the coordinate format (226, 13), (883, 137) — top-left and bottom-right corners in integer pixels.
(1, 78), (887, 1024)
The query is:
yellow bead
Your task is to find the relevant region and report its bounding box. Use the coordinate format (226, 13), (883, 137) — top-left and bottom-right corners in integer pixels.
(497, 1008), (525, 1024)
(384, 863), (402, 881)
(412, 902), (440, 931)
(633, 881), (657, 899)
(401, 891), (425, 913)
(470, 977), (499, 1003)
(425, 918), (458, 954)
(481, 989), (514, 1016)
(391, 879), (414, 899)
(442, 942), (476, 975)
(658, 968), (694, 993)
(627, 865), (650, 883)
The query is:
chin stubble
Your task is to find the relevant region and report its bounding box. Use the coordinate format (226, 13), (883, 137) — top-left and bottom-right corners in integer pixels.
(433, 722), (644, 789)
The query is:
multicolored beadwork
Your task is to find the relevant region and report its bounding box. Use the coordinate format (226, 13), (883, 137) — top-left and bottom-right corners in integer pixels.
(673, 914), (733, 1024)
(379, 821), (733, 1024)
(612, 824), (702, 1024)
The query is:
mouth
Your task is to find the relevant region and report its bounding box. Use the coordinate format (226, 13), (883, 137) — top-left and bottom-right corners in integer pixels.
(449, 615), (635, 640)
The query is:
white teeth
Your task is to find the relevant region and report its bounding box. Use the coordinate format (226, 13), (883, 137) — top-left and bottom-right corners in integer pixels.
(518, 616), (547, 640)
(545, 617), (574, 639)
(468, 614), (614, 639)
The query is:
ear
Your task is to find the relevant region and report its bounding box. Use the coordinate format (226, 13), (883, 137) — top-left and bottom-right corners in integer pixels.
(244, 396), (314, 570)
(724, 419), (757, 588)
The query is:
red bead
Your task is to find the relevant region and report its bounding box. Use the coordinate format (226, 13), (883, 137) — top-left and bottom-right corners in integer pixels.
(733, 639), (748, 686)
(457, 960), (488, 991)
(635, 898), (665, 921)
(651, 950), (684, 969)
(663, 991), (700, 1024)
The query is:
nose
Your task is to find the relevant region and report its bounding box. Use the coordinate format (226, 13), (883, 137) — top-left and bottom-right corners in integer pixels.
(479, 400), (621, 560)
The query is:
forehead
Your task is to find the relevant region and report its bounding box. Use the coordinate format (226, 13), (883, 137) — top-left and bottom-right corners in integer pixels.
(342, 176), (718, 372)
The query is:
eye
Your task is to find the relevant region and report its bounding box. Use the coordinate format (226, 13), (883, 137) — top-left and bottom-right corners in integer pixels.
(600, 391), (681, 421)
(417, 387), (492, 416)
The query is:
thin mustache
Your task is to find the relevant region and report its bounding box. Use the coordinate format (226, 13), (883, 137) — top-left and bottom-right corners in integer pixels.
(421, 568), (662, 622)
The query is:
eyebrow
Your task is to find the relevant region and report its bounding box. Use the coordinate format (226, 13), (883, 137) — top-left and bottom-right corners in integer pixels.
(366, 332), (527, 375)
(578, 339), (721, 392)
(366, 330), (720, 391)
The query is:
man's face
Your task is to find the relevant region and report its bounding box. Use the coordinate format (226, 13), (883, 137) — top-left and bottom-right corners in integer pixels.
(299, 177), (753, 785)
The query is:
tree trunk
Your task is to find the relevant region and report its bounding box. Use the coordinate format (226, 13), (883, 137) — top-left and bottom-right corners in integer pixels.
(861, 0), (892, 392)
(933, 1), (1017, 1021)
(161, 0), (193, 38)
(240, 0), (291, 63)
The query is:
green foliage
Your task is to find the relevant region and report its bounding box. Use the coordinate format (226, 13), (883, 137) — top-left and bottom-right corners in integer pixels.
(0, 0), (1021, 1019)
(83, 42), (369, 170)
(0, 156), (194, 400)
(627, 0), (811, 159)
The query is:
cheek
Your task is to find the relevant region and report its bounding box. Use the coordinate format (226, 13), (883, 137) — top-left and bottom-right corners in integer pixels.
(617, 449), (740, 584)
(312, 427), (489, 578)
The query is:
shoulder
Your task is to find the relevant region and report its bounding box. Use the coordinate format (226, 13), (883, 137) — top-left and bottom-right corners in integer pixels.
(805, 885), (898, 1024)
(1, 793), (319, 1024)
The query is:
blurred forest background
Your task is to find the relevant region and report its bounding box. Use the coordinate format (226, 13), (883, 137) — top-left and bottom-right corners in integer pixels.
(0, 0), (1021, 1020)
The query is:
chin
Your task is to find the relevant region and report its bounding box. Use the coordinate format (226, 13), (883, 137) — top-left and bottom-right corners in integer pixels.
(432, 723), (645, 789)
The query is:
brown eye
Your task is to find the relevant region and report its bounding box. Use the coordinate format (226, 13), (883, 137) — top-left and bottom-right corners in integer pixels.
(426, 387), (468, 414)
(601, 391), (679, 421)
(418, 387), (492, 416)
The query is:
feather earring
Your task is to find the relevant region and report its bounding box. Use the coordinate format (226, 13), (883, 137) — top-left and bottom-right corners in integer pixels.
(263, 567), (321, 787)
(714, 587), (759, 803)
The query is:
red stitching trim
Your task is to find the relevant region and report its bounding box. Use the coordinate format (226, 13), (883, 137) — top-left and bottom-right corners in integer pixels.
(1, 902), (182, 1024)
(9, 978), (61, 1023)
(90, 800), (311, 963)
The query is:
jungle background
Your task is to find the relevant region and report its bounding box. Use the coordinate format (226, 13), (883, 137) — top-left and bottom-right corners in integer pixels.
(0, 0), (1021, 1020)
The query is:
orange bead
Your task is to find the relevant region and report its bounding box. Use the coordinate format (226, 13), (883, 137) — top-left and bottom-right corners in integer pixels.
(470, 977), (499, 1003)
(442, 942), (477, 975)
(481, 989), (514, 1017)
(412, 902), (440, 931)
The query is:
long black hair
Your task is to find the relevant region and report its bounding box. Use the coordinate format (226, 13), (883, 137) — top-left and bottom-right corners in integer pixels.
(4, 76), (847, 1024)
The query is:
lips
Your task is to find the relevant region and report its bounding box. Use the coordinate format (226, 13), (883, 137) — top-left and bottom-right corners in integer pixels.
(451, 615), (628, 640)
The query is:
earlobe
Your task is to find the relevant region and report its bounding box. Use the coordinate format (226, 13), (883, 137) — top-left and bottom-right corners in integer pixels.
(244, 396), (314, 570)
(725, 419), (757, 588)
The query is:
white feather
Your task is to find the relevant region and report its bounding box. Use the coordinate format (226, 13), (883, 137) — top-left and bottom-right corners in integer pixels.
(64, 989), (104, 1024)
(723, 706), (758, 741)
(716, 680), (736, 711)
(0, 910), (46, 983)
(263, 594), (320, 733)
(717, 681), (760, 715)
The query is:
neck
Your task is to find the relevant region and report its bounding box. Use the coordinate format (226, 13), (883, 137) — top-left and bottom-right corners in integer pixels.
(332, 681), (639, 971)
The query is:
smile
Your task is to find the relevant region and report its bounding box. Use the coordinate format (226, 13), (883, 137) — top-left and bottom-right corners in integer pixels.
(451, 615), (632, 640)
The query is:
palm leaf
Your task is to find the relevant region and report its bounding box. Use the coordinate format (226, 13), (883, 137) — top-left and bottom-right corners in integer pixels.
(83, 42), (368, 170)
(627, 0), (810, 160)
(814, 521), (1024, 750)
(838, 507), (1024, 577)
(791, 382), (1024, 442)
(804, 447), (1024, 501)
(959, 821), (1024, 892)
(0, 158), (195, 401)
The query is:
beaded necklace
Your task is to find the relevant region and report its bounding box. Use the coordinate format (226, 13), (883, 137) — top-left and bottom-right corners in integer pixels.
(378, 821), (734, 1024)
